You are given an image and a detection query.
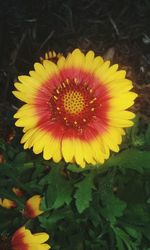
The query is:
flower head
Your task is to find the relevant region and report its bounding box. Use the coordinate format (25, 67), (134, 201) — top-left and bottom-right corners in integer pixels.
(24, 195), (43, 218)
(0, 187), (23, 209)
(0, 198), (16, 209)
(11, 226), (51, 250)
(13, 49), (137, 167)
(40, 50), (62, 64)
(12, 187), (24, 197)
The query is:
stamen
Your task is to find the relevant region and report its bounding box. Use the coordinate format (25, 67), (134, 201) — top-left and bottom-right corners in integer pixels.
(50, 78), (98, 129)
(66, 78), (69, 84)
(90, 97), (97, 104)
(74, 78), (78, 84)
(62, 82), (66, 88)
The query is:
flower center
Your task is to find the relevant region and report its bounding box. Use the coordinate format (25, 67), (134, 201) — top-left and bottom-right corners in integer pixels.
(63, 90), (84, 115)
(50, 78), (98, 128)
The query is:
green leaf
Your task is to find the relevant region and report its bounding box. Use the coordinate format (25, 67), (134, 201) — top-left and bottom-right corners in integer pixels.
(74, 173), (94, 213)
(44, 165), (73, 209)
(39, 208), (70, 231)
(100, 194), (126, 224)
(67, 163), (98, 173)
(13, 151), (27, 164)
(145, 124), (150, 145)
(113, 227), (138, 250)
(124, 226), (141, 242)
(115, 234), (126, 250)
(52, 178), (73, 209)
(104, 149), (150, 173)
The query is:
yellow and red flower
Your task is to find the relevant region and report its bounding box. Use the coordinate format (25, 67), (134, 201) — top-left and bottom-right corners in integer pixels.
(24, 195), (43, 218)
(40, 50), (62, 64)
(0, 198), (16, 209)
(12, 187), (24, 197)
(13, 49), (137, 167)
(11, 226), (51, 250)
(0, 187), (23, 209)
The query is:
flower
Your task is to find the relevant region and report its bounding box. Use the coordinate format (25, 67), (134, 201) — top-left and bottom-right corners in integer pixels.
(40, 50), (62, 64)
(11, 226), (51, 250)
(12, 187), (24, 197)
(13, 48), (137, 167)
(0, 198), (16, 209)
(0, 187), (23, 209)
(24, 195), (43, 218)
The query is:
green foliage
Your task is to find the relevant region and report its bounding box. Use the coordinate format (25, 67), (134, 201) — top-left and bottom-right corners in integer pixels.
(112, 226), (139, 250)
(100, 193), (127, 224)
(0, 117), (150, 249)
(104, 149), (150, 173)
(43, 166), (73, 209)
(74, 173), (95, 213)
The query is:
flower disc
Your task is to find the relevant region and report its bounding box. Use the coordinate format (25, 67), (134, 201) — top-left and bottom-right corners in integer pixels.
(13, 49), (137, 167)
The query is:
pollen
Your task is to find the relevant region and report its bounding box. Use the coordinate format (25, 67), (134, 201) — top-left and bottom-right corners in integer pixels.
(63, 90), (85, 115)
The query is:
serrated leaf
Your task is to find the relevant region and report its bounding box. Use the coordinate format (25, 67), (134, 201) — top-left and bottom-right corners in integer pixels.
(104, 149), (150, 173)
(67, 163), (97, 173)
(100, 194), (126, 224)
(74, 173), (94, 213)
(44, 165), (73, 209)
(52, 178), (73, 209)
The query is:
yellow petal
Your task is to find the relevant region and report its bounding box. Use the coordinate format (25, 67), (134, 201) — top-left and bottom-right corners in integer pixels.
(95, 60), (110, 75)
(91, 56), (104, 72)
(109, 92), (137, 110)
(65, 48), (85, 68)
(57, 56), (66, 69)
(108, 110), (135, 120)
(43, 60), (59, 76)
(108, 118), (134, 127)
(62, 138), (74, 163)
(21, 128), (38, 144)
(43, 134), (61, 161)
(33, 232), (49, 243)
(27, 129), (46, 149)
(15, 116), (38, 128)
(12, 91), (32, 103)
(73, 138), (85, 167)
(34, 63), (49, 80)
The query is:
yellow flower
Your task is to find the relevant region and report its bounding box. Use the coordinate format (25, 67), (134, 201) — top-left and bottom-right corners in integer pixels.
(24, 195), (43, 218)
(11, 226), (51, 250)
(12, 187), (24, 197)
(40, 50), (62, 64)
(0, 198), (16, 209)
(13, 48), (137, 167)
